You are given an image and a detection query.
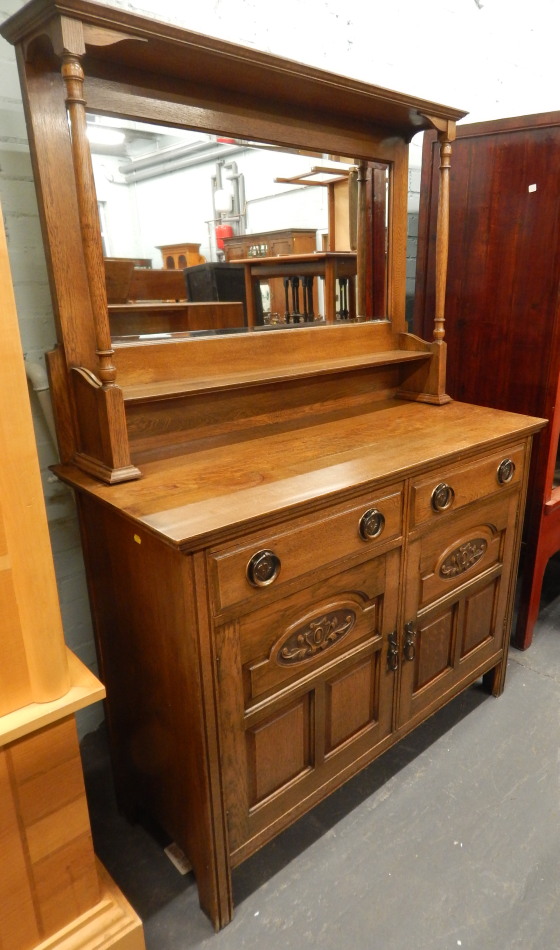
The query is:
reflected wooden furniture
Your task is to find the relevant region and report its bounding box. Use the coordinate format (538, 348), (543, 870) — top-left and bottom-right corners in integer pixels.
(109, 301), (245, 336)
(272, 172), (351, 252)
(223, 227), (317, 260)
(240, 250), (357, 324)
(128, 266), (186, 302)
(105, 259), (186, 303)
(183, 261), (249, 322)
(414, 112), (560, 650)
(224, 229), (317, 317)
(158, 241), (205, 270)
(0, 201), (144, 950)
(104, 258), (135, 303)
(1, 0), (546, 933)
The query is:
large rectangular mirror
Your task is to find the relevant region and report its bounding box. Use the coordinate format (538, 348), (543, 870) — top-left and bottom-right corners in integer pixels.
(87, 114), (390, 337)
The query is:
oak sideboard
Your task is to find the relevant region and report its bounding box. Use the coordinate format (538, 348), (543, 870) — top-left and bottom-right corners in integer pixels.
(1, 0), (545, 931)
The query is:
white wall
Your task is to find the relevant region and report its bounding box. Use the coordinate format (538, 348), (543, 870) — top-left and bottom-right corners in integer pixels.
(95, 145), (327, 265)
(0, 0), (557, 735)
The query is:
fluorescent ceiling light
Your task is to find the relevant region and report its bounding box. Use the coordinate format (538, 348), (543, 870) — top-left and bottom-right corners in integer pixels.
(86, 126), (126, 147)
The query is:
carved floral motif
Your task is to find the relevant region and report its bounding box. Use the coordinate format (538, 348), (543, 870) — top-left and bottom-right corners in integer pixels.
(278, 610), (356, 664)
(440, 538), (487, 578)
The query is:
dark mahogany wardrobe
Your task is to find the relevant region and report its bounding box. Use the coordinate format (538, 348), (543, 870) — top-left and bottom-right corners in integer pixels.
(415, 112), (560, 650)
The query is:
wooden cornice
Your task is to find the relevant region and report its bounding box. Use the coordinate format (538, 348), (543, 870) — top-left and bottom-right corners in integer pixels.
(1, 0), (467, 142)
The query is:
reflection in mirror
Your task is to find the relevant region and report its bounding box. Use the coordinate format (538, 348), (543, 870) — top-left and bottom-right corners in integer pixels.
(86, 114), (389, 338)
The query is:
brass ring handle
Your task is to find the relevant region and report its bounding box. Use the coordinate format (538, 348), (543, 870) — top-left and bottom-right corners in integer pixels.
(246, 549), (281, 587)
(431, 482), (455, 512)
(359, 508), (386, 541)
(497, 458), (515, 484)
(403, 621), (416, 662)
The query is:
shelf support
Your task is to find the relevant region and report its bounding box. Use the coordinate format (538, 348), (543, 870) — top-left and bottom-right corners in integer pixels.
(420, 115), (457, 345)
(434, 127), (453, 343)
(61, 53), (116, 387)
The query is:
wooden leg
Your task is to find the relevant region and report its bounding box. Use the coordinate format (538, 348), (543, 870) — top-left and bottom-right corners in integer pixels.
(349, 275), (356, 320)
(324, 262), (336, 323)
(244, 264), (256, 327)
(483, 654), (508, 697)
(283, 277), (290, 322)
(192, 854), (233, 931)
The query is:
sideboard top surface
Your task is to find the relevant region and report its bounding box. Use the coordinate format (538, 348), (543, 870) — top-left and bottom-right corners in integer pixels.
(55, 400), (545, 549)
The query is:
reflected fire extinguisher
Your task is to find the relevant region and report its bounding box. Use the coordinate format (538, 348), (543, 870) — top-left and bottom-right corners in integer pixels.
(215, 223), (234, 250)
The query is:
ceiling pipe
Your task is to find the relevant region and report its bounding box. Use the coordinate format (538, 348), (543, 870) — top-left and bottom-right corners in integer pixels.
(119, 141), (244, 183)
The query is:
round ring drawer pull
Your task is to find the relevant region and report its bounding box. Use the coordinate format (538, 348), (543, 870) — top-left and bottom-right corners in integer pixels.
(359, 508), (385, 540)
(497, 458), (516, 484)
(246, 549), (281, 587)
(431, 482), (455, 512)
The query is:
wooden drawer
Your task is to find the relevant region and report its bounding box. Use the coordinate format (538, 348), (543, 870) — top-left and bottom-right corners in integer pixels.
(409, 443), (526, 529)
(209, 485), (403, 613)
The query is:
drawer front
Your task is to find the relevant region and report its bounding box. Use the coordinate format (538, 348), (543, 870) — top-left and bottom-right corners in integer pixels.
(410, 443), (526, 529)
(209, 486), (403, 613)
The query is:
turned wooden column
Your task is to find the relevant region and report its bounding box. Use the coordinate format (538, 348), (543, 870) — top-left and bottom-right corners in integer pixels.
(356, 160), (368, 318)
(434, 129), (452, 343)
(61, 53), (116, 387)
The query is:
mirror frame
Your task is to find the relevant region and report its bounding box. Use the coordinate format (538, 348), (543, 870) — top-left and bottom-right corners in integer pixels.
(1, 0), (466, 481)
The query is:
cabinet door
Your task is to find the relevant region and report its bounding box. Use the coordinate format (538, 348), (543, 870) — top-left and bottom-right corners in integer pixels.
(215, 550), (399, 864)
(398, 491), (520, 730)
(223, 240), (246, 261)
(269, 238), (292, 256)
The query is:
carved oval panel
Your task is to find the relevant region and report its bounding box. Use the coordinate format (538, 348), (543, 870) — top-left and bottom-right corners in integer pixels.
(439, 538), (487, 578)
(277, 609), (356, 665)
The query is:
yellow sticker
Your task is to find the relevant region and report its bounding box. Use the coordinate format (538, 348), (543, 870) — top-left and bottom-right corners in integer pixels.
(133, 534), (142, 544)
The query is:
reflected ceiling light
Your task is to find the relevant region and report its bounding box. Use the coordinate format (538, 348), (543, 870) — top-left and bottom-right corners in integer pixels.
(86, 125), (126, 147)
(214, 187), (233, 213)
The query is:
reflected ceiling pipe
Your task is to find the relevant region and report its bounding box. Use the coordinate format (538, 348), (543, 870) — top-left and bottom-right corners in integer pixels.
(212, 160), (246, 259)
(212, 161), (229, 260)
(119, 141), (243, 183)
(224, 161), (246, 234)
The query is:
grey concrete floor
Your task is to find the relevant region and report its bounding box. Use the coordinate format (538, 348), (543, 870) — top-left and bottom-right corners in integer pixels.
(81, 554), (560, 950)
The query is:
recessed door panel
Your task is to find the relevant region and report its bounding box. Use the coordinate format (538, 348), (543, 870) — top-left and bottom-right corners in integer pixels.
(461, 579), (498, 657)
(325, 654), (379, 754)
(414, 607), (456, 692)
(246, 696), (312, 806)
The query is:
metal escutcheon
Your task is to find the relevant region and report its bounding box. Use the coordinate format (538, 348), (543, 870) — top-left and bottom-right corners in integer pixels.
(403, 621), (416, 661)
(497, 458), (515, 484)
(246, 549), (281, 587)
(387, 631), (399, 672)
(431, 482), (455, 512)
(359, 507), (386, 541)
